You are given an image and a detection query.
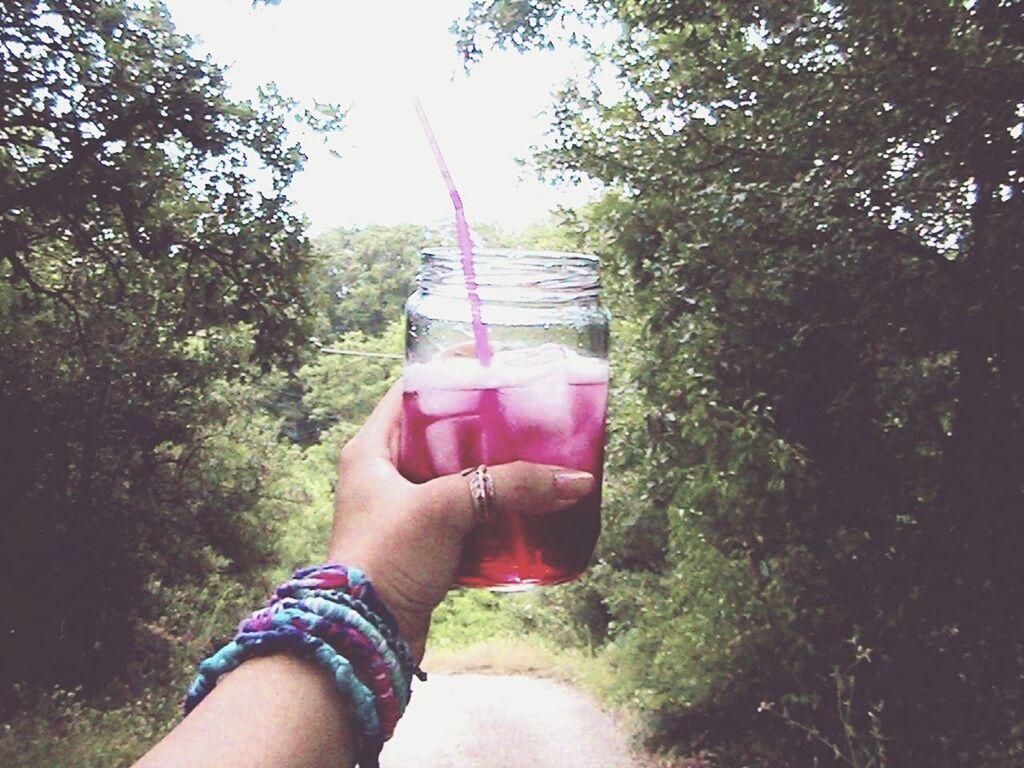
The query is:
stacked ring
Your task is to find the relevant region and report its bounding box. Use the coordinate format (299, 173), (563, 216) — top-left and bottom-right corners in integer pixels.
(461, 464), (498, 524)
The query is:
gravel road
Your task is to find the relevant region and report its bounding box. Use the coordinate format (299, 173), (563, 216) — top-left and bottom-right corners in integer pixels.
(381, 674), (645, 768)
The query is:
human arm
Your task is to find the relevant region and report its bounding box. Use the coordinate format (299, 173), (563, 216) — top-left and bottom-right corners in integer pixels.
(134, 382), (595, 768)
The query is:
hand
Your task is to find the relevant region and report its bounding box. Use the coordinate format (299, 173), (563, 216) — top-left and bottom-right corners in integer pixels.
(136, 380), (596, 768)
(326, 381), (596, 662)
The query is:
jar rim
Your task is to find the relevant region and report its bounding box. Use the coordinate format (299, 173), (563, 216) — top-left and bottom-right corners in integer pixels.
(421, 247), (600, 266)
(416, 247), (601, 303)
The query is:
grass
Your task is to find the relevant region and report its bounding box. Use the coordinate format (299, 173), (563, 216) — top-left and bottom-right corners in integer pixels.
(0, 684), (181, 768)
(0, 589), (701, 768)
(425, 636), (617, 696)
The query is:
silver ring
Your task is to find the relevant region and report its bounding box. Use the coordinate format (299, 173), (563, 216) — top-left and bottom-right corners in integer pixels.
(461, 464), (497, 524)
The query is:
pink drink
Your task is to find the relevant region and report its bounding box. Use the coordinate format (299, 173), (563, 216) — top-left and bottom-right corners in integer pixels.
(400, 346), (609, 588)
(412, 103), (609, 586)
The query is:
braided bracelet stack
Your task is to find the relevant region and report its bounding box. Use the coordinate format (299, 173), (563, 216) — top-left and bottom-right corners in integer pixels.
(184, 564), (425, 768)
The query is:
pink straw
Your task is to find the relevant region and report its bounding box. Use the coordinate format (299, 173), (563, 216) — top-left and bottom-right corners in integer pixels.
(414, 99), (494, 366)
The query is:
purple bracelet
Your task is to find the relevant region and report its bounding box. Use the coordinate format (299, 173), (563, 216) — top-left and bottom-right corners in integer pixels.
(185, 564), (424, 768)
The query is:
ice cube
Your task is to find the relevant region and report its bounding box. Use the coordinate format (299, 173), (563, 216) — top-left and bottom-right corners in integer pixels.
(558, 431), (600, 471)
(424, 415), (484, 476)
(399, 428), (434, 483)
(416, 389), (481, 418)
(498, 368), (573, 437)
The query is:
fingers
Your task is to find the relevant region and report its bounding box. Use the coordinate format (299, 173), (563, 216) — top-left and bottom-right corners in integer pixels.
(418, 462), (596, 535)
(436, 341), (479, 359)
(345, 380), (404, 461)
(360, 379), (403, 437)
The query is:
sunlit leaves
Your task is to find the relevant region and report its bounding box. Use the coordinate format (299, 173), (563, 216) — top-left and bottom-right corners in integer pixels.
(0, 0), (337, 689)
(461, 0), (1024, 764)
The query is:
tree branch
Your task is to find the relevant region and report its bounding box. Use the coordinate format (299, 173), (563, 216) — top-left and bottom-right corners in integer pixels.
(866, 227), (959, 273)
(0, 101), (159, 213)
(1, 233), (90, 353)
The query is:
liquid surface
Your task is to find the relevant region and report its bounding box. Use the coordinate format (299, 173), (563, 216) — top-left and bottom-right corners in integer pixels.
(400, 346), (609, 588)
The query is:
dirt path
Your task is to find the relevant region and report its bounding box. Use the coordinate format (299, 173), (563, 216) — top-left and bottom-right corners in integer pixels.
(381, 673), (646, 768)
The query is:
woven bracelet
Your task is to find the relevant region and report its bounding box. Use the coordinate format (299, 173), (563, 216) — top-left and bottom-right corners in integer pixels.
(184, 564), (423, 768)
(291, 587), (418, 678)
(266, 595), (408, 730)
(244, 598), (406, 729)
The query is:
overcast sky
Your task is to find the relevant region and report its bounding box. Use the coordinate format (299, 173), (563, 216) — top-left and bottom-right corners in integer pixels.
(163, 0), (605, 234)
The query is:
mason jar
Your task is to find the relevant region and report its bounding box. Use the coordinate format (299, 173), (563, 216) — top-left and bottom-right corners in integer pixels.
(399, 248), (610, 590)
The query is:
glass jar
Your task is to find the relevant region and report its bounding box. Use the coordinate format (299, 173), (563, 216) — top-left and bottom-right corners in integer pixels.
(399, 248), (610, 590)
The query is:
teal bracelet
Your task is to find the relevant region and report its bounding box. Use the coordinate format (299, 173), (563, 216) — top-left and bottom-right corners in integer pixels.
(293, 587), (418, 678)
(184, 565), (422, 768)
(298, 596), (410, 708)
(187, 627), (382, 740)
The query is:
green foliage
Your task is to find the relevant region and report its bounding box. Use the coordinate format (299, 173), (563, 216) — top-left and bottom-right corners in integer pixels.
(312, 226), (425, 338)
(428, 589), (518, 650)
(0, 561), (282, 767)
(275, 325), (404, 571)
(514, 217), (582, 251)
(9, 8), (1019, 768)
(0, 685), (178, 768)
(0, 209), (430, 763)
(306, 218), (582, 345)
(0, 0), (338, 693)
(461, 2), (1024, 766)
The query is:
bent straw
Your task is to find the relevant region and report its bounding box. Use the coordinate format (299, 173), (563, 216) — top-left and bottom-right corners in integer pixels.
(413, 98), (494, 366)
(414, 99), (533, 579)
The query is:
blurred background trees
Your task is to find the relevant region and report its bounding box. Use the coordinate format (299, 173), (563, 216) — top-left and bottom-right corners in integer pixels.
(2, 1), (1022, 767)
(0, 0), (330, 692)
(459, 1), (1024, 765)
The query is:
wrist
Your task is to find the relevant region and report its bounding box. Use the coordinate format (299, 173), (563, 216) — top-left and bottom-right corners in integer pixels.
(183, 564), (423, 767)
(324, 548), (431, 664)
(141, 656), (357, 768)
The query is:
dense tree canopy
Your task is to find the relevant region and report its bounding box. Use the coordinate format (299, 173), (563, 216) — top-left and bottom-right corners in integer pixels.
(461, 1), (1024, 765)
(0, 0), (339, 690)
(312, 225), (424, 338)
(2, 2), (1021, 766)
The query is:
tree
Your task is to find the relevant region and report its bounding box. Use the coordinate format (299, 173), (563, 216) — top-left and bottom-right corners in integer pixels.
(312, 225), (425, 338)
(308, 219), (582, 341)
(0, 0), (338, 691)
(459, 2), (1024, 765)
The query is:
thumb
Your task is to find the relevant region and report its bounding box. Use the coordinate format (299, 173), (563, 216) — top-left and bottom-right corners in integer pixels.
(417, 461), (596, 535)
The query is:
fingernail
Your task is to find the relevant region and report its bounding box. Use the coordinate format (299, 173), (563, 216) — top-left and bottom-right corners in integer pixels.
(553, 470), (595, 500)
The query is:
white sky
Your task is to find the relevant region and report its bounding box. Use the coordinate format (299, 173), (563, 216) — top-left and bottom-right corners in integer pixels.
(163, 0), (605, 234)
